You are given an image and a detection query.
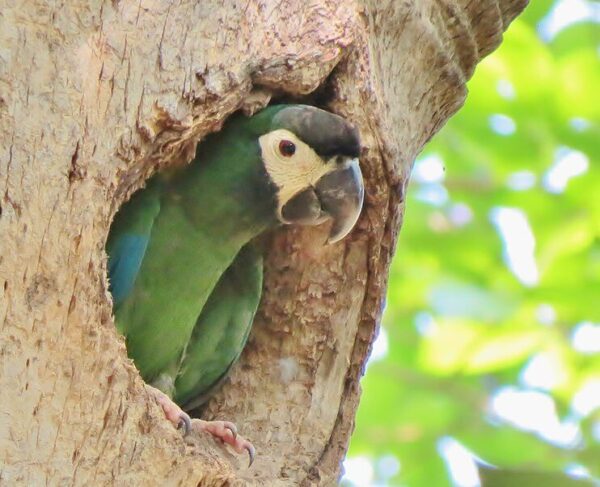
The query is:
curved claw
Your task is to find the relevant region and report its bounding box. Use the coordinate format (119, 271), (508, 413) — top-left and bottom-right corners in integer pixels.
(223, 421), (237, 439)
(178, 413), (192, 437)
(146, 384), (193, 437)
(192, 419), (256, 467)
(246, 443), (256, 467)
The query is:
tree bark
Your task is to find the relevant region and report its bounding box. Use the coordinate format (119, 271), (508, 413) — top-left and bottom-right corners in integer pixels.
(0, 0), (526, 485)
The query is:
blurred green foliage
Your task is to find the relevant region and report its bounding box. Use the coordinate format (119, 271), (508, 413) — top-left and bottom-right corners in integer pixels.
(344, 1), (600, 485)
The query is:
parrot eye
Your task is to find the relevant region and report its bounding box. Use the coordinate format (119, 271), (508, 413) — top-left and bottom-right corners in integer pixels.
(279, 140), (296, 157)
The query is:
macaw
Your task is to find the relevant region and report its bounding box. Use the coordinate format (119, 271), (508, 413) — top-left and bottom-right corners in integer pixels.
(106, 104), (363, 464)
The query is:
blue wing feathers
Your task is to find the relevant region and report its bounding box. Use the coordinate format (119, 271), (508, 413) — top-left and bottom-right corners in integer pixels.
(106, 183), (161, 309)
(108, 235), (151, 307)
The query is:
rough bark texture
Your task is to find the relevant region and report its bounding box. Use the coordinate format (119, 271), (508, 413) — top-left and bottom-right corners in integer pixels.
(0, 0), (526, 485)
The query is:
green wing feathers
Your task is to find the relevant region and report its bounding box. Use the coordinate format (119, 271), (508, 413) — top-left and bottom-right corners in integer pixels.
(174, 245), (263, 409)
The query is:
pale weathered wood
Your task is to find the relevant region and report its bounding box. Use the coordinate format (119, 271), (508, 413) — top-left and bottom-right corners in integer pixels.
(0, 0), (526, 485)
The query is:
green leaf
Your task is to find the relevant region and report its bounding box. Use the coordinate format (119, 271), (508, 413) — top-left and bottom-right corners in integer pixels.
(347, 11), (600, 487)
(479, 465), (597, 487)
(465, 329), (544, 373)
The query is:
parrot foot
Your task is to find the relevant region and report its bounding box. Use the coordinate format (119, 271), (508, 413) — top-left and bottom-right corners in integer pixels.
(192, 419), (256, 467)
(146, 386), (255, 466)
(147, 385), (192, 436)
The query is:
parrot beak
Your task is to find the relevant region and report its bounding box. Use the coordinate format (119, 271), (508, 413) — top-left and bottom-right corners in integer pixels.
(315, 157), (364, 244)
(279, 157), (364, 244)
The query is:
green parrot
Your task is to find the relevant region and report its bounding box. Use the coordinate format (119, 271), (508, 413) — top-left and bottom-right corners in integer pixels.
(106, 104), (363, 462)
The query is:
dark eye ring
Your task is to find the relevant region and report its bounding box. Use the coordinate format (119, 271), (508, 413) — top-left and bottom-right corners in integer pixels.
(279, 140), (296, 157)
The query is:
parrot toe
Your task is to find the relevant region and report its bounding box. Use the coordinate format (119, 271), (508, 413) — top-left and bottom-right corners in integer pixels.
(147, 385), (192, 436)
(147, 386), (255, 464)
(192, 419), (256, 467)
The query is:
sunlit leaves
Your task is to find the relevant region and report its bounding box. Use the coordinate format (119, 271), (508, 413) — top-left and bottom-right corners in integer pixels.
(479, 466), (597, 487)
(345, 1), (600, 485)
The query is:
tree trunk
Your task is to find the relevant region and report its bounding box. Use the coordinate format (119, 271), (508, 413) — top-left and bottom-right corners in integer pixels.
(0, 0), (526, 485)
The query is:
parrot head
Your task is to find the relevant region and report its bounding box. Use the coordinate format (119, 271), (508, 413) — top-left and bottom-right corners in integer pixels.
(259, 105), (364, 244)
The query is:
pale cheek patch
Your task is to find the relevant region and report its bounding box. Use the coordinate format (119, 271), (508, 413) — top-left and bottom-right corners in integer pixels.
(259, 129), (335, 216)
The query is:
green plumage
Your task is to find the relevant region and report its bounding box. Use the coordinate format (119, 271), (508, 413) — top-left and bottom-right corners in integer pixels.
(106, 104), (363, 410)
(107, 107), (282, 405)
(174, 245), (262, 408)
